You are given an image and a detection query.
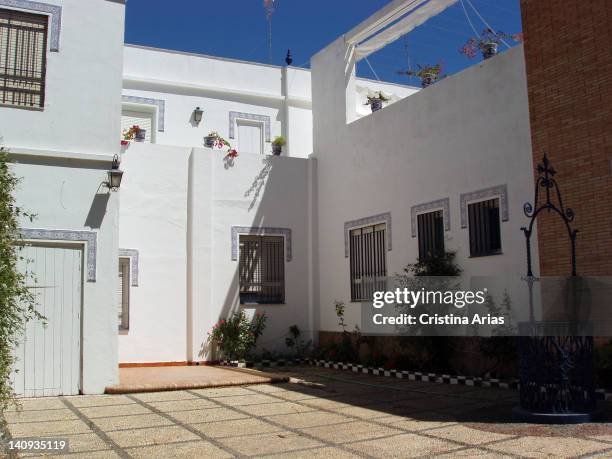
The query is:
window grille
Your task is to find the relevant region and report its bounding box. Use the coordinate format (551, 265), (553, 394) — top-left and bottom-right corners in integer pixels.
(239, 235), (285, 304)
(118, 258), (130, 330)
(0, 8), (48, 108)
(468, 198), (502, 256)
(417, 210), (445, 260)
(349, 223), (387, 301)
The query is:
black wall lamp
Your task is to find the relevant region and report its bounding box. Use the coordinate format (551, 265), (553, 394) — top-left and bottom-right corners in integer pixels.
(106, 154), (123, 191)
(193, 107), (204, 124)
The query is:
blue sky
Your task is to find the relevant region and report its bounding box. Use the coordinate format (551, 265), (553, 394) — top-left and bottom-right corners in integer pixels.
(125, 0), (522, 85)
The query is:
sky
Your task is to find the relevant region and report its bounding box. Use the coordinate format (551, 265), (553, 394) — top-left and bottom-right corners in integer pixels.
(124, 0), (522, 86)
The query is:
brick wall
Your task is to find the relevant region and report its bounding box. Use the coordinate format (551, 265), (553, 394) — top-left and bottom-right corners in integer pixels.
(520, 0), (612, 276)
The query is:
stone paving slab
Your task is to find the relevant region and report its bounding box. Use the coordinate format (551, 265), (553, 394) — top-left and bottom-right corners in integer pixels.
(1, 365), (612, 458)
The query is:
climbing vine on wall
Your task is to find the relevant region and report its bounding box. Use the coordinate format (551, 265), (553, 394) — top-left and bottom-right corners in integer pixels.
(0, 148), (42, 410)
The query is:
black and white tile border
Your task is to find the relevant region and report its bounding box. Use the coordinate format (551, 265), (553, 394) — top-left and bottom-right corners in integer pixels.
(219, 358), (612, 400)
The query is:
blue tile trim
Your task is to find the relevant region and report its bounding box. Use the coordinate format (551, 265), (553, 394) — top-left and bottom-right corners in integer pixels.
(228, 111), (271, 142)
(231, 226), (292, 262)
(460, 184), (509, 228)
(119, 248), (139, 287)
(19, 228), (97, 281)
(344, 212), (392, 258)
(410, 198), (450, 238)
(121, 95), (165, 132)
(0, 0), (62, 52)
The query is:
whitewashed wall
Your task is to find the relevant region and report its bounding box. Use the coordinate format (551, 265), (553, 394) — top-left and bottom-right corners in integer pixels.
(312, 43), (538, 333)
(1, 0), (125, 393)
(118, 143), (314, 363)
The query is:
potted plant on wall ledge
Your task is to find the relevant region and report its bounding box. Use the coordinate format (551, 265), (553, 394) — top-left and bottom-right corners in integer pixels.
(205, 131), (230, 149)
(122, 125), (146, 144)
(460, 28), (523, 60)
(365, 91), (390, 113)
(399, 63), (445, 88)
(272, 136), (286, 155)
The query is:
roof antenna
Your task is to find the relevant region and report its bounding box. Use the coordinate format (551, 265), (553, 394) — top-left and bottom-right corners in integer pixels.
(285, 49), (293, 66)
(263, 0), (277, 63)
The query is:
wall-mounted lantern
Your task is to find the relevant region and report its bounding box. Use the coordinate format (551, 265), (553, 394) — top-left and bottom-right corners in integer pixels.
(193, 107), (204, 124)
(106, 154), (123, 191)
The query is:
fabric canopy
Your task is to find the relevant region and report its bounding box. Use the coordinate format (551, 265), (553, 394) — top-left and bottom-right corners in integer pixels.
(353, 0), (458, 61)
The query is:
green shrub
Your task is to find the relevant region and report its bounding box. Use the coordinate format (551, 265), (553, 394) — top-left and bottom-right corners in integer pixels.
(209, 310), (267, 360)
(285, 325), (312, 358)
(0, 149), (42, 410)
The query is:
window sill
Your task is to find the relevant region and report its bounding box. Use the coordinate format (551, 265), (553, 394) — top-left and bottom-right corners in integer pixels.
(469, 251), (503, 258)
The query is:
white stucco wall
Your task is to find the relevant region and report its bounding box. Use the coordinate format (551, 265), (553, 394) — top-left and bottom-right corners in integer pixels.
(312, 43), (538, 333)
(118, 143), (314, 363)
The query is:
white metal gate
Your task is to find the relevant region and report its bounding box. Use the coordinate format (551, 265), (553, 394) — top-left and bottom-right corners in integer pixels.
(12, 244), (83, 397)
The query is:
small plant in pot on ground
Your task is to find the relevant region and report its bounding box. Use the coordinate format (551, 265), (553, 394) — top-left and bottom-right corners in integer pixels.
(365, 91), (390, 113)
(208, 310), (267, 361)
(272, 136), (286, 155)
(460, 28), (523, 60)
(399, 63), (445, 88)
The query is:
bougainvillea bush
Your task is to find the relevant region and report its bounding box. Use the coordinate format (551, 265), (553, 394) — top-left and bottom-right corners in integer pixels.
(209, 310), (267, 360)
(0, 148), (42, 410)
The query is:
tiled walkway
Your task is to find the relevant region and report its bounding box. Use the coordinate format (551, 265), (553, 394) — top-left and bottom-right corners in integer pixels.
(2, 366), (612, 458)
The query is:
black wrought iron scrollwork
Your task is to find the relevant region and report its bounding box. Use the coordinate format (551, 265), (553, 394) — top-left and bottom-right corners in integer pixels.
(517, 154), (596, 417)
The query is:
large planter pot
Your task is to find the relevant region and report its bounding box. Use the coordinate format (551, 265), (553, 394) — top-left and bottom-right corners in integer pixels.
(369, 98), (383, 113)
(134, 129), (146, 142)
(482, 42), (498, 60)
(421, 73), (436, 88)
(272, 144), (282, 156)
(204, 136), (216, 148)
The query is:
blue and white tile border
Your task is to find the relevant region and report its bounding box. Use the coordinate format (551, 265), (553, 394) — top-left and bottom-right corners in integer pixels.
(0, 0), (62, 51)
(19, 228), (97, 282)
(119, 248), (139, 287)
(410, 198), (450, 238)
(121, 95), (165, 132)
(344, 212), (392, 258)
(231, 226), (292, 262)
(228, 111), (271, 142)
(460, 184), (509, 229)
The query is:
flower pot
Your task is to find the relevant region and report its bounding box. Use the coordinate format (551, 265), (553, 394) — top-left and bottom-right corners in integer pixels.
(421, 73), (436, 88)
(204, 136), (216, 148)
(272, 144), (282, 156)
(482, 42), (498, 60)
(369, 98), (383, 113)
(134, 129), (146, 142)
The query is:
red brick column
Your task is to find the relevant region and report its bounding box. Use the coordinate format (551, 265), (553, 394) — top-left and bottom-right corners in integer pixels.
(520, 0), (612, 276)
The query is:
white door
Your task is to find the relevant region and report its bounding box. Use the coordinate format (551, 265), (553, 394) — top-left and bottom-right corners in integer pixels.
(237, 121), (263, 155)
(12, 244), (82, 397)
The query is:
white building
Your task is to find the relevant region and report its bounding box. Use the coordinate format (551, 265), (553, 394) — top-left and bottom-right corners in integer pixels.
(2, 0), (538, 395)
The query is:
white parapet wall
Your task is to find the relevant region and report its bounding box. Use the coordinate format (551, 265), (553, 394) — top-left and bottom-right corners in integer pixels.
(118, 143), (315, 363)
(312, 43), (539, 332)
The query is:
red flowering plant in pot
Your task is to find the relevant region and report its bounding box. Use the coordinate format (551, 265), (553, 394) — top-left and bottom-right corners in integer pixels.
(208, 311), (267, 361)
(121, 125), (146, 145)
(460, 28), (523, 60)
(399, 63), (446, 88)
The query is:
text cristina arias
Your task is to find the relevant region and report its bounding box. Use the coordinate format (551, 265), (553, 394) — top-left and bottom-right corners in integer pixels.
(372, 288), (488, 309)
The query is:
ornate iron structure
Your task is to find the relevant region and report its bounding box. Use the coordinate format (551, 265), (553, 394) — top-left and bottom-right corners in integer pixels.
(515, 154), (597, 422)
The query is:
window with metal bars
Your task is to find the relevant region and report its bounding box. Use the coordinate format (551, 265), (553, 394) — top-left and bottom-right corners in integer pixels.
(468, 198), (502, 257)
(417, 210), (444, 261)
(239, 235), (285, 304)
(0, 8), (47, 109)
(118, 257), (130, 331)
(349, 223), (387, 302)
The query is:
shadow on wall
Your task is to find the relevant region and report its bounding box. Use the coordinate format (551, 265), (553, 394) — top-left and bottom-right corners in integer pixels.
(198, 155), (286, 361)
(85, 192), (110, 229)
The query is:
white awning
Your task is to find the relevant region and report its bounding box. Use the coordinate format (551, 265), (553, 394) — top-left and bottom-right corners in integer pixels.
(351, 0), (458, 61)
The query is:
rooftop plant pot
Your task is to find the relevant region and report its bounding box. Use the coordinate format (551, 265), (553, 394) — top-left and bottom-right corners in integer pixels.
(134, 129), (146, 142)
(482, 42), (498, 60)
(204, 135), (216, 148)
(369, 98), (383, 113)
(421, 73), (436, 88)
(272, 144), (282, 156)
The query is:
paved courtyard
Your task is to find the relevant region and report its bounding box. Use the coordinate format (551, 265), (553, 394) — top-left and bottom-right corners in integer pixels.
(2, 366), (612, 458)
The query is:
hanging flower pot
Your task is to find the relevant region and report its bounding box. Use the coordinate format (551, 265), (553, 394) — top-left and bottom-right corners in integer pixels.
(399, 63), (444, 89)
(421, 73), (436, 88)
(134, 128), (146, 142)
(272, 136), (286, 156)
(204, 135), (216, 148)
(365, 92), (389, 113)
(482, 42), (498, 60)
